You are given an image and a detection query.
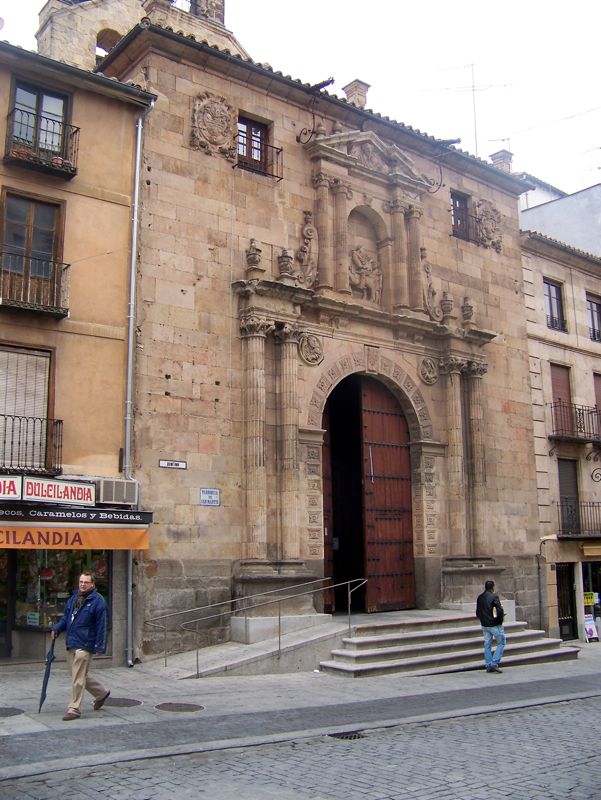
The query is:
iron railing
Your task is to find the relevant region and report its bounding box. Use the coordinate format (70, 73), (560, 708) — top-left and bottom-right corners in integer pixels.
(5, 108), (79, 178)
(547, 314), (568, 332)
(234, 132), (283, 181)
(0, 251), (69, 316)
(548, 400), (601, 443)
(557, 499), (601, 537)
(146, 577), (368, 674)
(0, 414), (63, 475)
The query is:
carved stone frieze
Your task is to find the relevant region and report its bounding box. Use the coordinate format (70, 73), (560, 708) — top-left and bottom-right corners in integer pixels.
(474, 199), (502, 253)
(349, 246), (382, 304)
(190, 92), (236, 159)
(298, 332), (324, 365)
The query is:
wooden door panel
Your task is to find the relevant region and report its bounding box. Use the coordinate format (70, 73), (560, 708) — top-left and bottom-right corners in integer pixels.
(361, 377), (415, 611)
(322, 401), (334, 612)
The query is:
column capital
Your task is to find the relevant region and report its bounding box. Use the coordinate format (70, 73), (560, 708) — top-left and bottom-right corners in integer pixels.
(439, 355), (468, 375)
(331, 177), (353, 198)
(405, 203), (423, 220)
(274, 322), (300, 343)
(312, 171), (331, 189)
(240, 313), (275, 338)
(465, 360), (488, 378)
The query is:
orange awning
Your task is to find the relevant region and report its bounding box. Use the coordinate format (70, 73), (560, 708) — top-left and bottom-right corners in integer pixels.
(0, 524), (149, 550)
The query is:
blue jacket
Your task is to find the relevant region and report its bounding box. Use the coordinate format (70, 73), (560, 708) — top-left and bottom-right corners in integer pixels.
(52, 588), (107, 653)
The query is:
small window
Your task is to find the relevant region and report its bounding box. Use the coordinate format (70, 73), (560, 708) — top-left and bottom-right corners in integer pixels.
(13, 83), (67, 155)
(450, 191), (470, 240)
(587, 294), (601, 341)
(544, 278), (567, 332)
(237, 117), (269, 173)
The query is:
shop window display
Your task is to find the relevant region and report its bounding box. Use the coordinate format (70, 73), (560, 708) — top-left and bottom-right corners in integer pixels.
(14, 550), (109, 629)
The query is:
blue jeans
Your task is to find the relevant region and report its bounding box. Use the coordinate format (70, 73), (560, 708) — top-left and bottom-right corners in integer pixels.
(482, 625), (506, 667)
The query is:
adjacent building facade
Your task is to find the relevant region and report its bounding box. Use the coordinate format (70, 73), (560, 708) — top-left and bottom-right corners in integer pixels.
(0, 41), (154, 661)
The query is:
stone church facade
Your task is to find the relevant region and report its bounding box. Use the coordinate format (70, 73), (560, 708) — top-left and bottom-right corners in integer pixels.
(35, 0), (541, 655)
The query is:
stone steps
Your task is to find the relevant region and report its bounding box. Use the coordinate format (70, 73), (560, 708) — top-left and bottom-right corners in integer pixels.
(319, 618), (580, 677)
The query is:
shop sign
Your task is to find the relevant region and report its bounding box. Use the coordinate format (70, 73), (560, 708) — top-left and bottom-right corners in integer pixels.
(0, 476), (22, 500)
(22, 477), (96, 506)
(0, 506), (153, 525)
(0, 525), (149, 550)
(583, 592), (596, 606)
(200, 488), (220, 506)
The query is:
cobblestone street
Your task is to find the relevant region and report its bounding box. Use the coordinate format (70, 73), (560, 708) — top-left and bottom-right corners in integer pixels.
(3, 696), (599, 800)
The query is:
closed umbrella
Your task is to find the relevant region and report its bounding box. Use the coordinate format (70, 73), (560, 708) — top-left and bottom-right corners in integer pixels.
(38, 638), (56, 713)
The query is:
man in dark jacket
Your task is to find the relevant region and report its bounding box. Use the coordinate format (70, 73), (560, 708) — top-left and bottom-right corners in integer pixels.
(51, 571), (110, 720)
(476, 579), (506, 673)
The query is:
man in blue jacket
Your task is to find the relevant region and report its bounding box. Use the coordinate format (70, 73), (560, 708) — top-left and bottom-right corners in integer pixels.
(51, 571), (111, 721)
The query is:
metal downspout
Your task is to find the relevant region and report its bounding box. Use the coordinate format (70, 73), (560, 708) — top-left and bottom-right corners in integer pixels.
(125, 99), (154, 667)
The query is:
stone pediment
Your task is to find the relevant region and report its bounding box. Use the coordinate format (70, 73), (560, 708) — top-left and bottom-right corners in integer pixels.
(306, 130), (432, 194)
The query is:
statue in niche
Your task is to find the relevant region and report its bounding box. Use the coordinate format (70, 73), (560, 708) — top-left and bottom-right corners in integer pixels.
(349, 246), (382, 304)
(190, 92), (236, 160)
(295, 211), (318, 287)
(421, 247), (443, 322)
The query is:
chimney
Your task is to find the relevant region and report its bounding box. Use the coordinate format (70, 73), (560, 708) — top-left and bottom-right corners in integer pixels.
(489, 149), (513, 174)
(342, 79), (370, 109)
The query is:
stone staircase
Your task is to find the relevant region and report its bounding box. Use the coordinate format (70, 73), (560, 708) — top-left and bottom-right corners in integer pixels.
(319, 614), (580, 677)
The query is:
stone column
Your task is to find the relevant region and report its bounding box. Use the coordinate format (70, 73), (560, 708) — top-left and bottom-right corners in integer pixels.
(313, 172), (333, 290)
(466, 360), (488, 556)
(240, 313), (275, 561)
(332, 179), (352, 294)
(275, 323), (300, 561)
(389, 195), (409, 309)
(440, 355), (468, 556)
(405, 204), (425, 311)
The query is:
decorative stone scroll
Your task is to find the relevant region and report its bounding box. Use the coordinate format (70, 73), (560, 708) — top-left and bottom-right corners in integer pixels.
(190, 92), (236, 160)
(295, 211), (318, 288)
(474, 199), (502, 253)
(421, 248), (443, 322)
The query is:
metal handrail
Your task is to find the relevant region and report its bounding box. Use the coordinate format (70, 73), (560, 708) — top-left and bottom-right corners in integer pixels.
(145, 576), (367, 673)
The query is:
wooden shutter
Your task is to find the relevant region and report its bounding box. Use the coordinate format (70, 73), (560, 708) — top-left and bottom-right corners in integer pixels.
(558, 458), (579, 533)
(551, 364), (571, 403)
(0, 347), (50, 417)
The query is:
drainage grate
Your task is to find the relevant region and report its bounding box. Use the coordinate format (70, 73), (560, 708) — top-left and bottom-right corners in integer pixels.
(0, 707), (24, 718)
(104, 697), (142, 708)
(328, 731), (365, 741)
(155, 702), (204, 713)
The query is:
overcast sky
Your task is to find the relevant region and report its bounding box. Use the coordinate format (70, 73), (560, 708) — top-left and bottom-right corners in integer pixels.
(2, 0), (600, 194)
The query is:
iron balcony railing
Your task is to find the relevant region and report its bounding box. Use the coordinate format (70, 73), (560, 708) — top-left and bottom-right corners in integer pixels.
(557, 499), (601, 538)
(0, 251), (70, 317)
(5, 108), (79, 178)
(548, 400), (601, 443)
(0, 414), (63, 475)
(590, 327), (601, 342)
(234, 132), (283, 181)
(547, 314), (568, 332)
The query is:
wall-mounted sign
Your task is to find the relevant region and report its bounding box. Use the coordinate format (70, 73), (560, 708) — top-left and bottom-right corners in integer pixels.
(200, 488), (220, 506)
(159, 460), (187, 470)
(22, 477), (96, 506)
(0, 476), (22, 500)
(584, 592), (596, 606)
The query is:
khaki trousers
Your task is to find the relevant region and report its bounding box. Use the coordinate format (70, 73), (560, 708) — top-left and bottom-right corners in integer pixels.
(66, 648), (108, 714)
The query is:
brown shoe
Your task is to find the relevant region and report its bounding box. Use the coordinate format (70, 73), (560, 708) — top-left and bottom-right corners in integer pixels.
(62, 711), (80, 721)
(93, 690), (110, 711)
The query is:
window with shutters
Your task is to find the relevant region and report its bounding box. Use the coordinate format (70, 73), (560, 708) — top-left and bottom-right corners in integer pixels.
(558, 458), (580, 534)
(549, 363), (599, 443)
(0, 190), (69, 316)
(450, 191), (471, 240)
(0, 346), (62, 474)
(587, 293), (601, 342)
(544, 278), (567, 331)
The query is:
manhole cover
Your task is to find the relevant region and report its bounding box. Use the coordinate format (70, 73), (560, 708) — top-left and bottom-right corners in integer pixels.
(104, 697), (142, 708)
(0, 707), (24, 718)
(155, 702), (204, 713)
(328, 731), (365, 741)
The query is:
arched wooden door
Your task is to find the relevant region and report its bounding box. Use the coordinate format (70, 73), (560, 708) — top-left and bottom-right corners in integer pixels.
(322, 375), (415, 612)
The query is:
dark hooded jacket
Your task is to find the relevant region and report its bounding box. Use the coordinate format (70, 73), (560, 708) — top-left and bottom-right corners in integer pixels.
(476, 589), (505, 627)
(52, 587), (107, 653)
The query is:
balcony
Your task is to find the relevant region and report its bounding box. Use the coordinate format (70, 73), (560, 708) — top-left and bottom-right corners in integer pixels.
(547, 315), (568, 332)
(0, 414), (63, 476)
(558, 500), (601, 538)
(548, 400), (601, 444)
(4, 109), (79, 179)
(0, 251), (70, 317)
(234, 133), (283, 181)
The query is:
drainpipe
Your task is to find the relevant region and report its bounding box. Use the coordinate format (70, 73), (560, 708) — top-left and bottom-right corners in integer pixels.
(125, 99), (155, 667)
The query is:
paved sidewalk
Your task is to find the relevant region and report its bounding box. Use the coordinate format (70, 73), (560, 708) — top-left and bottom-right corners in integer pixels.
(1, 636), (601, 781)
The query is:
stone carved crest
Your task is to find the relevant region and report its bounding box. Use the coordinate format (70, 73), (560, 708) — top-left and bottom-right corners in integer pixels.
(474, 199), (502, 253)
(349, 246), (382, 304)
(421, 248), (443, 322)
(298, 333), (324, 365)
(295, 211), (318, 287)
(190, 92), (236, 159)
(349, 141), (389, 173)
(419, 357), (439, 385)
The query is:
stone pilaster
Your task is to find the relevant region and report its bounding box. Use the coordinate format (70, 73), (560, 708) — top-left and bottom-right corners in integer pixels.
(240, 313), (275, 560)
(440, 355), (468, 556)
(313, 172), (333, 289)
(389, 195), (409, 308)
(405, 205), (425, 312)
(275, 323), (300, 561)
(332, 179), (352, 294)
(465, 360), (488, 556)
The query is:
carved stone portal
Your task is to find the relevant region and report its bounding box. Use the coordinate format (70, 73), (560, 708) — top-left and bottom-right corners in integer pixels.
(190, 92), (236, 160)
(349, 246), (382, 304)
